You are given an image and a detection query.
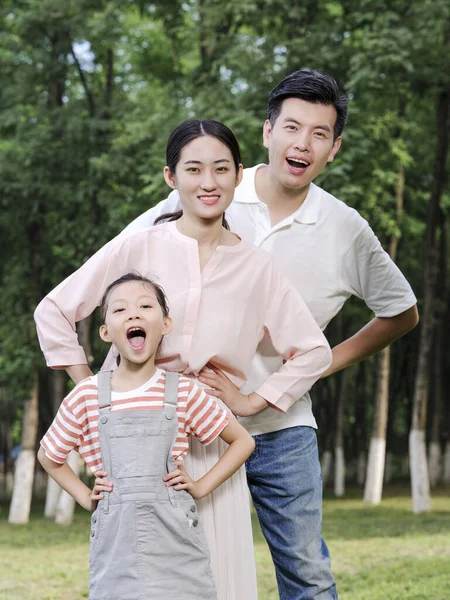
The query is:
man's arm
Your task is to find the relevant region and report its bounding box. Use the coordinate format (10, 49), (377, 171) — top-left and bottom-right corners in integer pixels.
(118, 189), (182, 238)
(322, 305), (419, 378)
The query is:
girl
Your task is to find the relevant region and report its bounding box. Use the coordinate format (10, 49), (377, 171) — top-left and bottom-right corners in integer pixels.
(38, 272), (255, 600)
(34, 119), (332, 599)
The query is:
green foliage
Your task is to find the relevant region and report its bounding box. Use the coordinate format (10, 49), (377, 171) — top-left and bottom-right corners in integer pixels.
(0, 0), (449, 451)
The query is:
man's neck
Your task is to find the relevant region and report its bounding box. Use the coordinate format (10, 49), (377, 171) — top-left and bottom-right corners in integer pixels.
(255, 165), (311, 227)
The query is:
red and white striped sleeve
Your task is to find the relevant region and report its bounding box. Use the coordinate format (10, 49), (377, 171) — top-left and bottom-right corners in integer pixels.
(184, 381), (230, 445)
(40, 386), (85, 464)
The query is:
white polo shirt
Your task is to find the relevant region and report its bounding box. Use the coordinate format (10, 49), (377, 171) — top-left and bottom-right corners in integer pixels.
(121, 164), (417, 435)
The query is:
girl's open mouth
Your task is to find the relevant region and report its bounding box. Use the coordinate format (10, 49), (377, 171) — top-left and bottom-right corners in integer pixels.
(126, 327), (147, 350)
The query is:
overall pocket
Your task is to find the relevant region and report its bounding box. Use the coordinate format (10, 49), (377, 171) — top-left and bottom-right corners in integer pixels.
(110, 425), (166, 479)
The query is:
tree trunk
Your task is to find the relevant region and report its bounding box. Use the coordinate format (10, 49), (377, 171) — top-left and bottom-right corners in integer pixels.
(384, 452), (393, 483)
(443, 441), (450, 484)
(355, 362), (367, 486)
(321, 451), (333, 487)
(334, 368), (349, 497)
(410, 83), (450, 513)
(8, 377), (39, 524)
(364, 165), (404, 504)
(428, 320), (443, 488)
(428, 222), (447, 487)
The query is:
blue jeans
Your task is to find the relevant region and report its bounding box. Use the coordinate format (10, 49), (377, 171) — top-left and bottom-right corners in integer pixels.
(246, 426), (337, 600)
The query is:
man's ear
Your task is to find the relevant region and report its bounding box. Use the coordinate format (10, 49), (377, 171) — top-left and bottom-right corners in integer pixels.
(162, 317), (173, 336)
(99, 324), (112, 343)
(327, 136), (342, 163)
(262, 119), (272, 150)
(163, 167), (177, 190)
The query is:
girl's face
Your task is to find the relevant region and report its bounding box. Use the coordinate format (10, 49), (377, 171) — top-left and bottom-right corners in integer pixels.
(164, 135), (243, 223)
(99, 281), (172, 366)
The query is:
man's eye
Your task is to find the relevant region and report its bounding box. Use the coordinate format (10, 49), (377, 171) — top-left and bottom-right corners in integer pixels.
(186, 167), (199, 173)
(286, 125), (297, 131)
(217, 167), (228, 172)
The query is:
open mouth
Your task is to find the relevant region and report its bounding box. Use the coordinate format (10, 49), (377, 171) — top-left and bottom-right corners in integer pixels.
(126, 326), (147, 350)
(286, 157), (310, 171)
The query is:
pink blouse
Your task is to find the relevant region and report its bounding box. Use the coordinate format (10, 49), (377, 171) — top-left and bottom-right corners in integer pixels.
(34, 222), (332, 413)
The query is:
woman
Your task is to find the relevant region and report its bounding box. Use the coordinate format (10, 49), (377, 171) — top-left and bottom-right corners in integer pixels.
(35, 120), (332, 599)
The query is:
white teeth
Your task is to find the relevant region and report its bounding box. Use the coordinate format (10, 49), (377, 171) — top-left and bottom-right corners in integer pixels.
(288, 158), (309, 167)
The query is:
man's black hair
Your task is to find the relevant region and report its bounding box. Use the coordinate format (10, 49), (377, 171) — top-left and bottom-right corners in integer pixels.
(268, 69), (348, 139)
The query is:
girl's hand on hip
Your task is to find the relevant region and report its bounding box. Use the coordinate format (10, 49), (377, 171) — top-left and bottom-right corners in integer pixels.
(90, 470), (113, 509)
(164, 463), (205, 499)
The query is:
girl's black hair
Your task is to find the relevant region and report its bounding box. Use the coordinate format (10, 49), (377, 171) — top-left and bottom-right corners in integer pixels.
(154, 119), (242, 230)
(100, 272), (169, 365)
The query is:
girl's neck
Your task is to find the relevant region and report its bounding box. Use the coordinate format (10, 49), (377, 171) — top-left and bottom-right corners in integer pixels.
(176, 214), (227, 248)
(111, 358), (157, 393)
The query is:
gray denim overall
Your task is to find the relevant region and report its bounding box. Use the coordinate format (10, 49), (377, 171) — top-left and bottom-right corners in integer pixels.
(89, 371), (218, 600)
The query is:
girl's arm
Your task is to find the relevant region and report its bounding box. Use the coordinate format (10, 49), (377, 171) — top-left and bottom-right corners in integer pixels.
(163, 418), (254, 499)
(37, 447), (99, 511)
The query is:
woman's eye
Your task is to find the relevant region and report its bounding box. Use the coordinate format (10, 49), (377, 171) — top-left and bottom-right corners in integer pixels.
(217, 167), (228, 172)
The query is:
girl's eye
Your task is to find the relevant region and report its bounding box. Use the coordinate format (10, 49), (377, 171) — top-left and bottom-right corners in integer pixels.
(113, 308), (125, 313)
(141, 304), (152, 309)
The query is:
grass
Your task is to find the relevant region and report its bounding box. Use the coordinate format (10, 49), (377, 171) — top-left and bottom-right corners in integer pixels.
(1, 487), (449, 600)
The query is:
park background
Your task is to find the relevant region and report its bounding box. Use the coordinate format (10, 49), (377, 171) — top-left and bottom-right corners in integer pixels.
(0, 1), (450, 598)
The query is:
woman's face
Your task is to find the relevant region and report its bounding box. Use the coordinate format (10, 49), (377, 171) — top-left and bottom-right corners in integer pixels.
(164, 135), (243, 223)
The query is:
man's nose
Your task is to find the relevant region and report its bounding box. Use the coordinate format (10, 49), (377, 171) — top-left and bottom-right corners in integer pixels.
(294, 132), (311, 152)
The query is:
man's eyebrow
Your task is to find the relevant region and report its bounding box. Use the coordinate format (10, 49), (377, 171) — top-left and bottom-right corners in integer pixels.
(284, 118), (332, 133)
(183, 159), (231, 165)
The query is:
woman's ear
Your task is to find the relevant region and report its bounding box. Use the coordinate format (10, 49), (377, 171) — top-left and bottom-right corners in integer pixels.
(163, 167), (177, 190)
(99, 324), (112, 343)
(235, 163), (244, 187)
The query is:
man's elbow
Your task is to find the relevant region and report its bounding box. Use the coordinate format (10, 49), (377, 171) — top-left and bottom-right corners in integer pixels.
(404, 304), (419, 332)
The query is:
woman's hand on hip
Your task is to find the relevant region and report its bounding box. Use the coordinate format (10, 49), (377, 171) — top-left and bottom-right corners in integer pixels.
(198, 364), (268, 417)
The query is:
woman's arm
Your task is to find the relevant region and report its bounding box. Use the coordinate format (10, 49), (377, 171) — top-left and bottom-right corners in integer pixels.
(163, 418), (254, 499)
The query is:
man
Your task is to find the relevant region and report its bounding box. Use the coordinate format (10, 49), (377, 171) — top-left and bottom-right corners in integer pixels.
(120, 70), (418, 599)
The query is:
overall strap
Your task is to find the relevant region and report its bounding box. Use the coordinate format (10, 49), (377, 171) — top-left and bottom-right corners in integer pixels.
(97, 370), (112, 412)
(163, 371), (179, 408)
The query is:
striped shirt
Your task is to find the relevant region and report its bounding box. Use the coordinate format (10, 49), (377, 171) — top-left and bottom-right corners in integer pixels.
(40, 369), (230, 473)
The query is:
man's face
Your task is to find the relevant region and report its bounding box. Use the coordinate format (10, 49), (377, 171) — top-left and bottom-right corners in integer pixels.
(263, 97), (342, 190)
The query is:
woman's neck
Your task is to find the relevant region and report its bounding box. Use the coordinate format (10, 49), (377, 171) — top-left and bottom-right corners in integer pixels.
(111, 358), (157, 392)
(176, 214), (227, 248)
